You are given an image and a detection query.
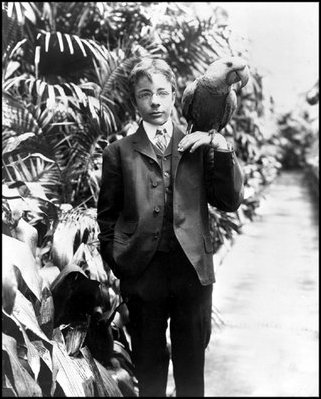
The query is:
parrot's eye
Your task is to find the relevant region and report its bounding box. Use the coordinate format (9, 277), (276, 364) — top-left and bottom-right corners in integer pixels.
(226, 62), (233, 67)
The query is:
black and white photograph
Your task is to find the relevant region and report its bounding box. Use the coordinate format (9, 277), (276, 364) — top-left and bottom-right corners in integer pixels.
(2, 2), (319, 397)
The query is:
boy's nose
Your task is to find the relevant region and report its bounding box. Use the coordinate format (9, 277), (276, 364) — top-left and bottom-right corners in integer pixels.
(150, 93), (160, 105)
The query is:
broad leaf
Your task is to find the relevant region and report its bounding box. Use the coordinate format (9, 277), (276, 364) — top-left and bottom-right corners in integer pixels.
(12, 290), (51, 344)
(2, 332), (43, 397)
(82, 346), (122, 397)
(94, 359), (123, 397)
(2, 257), (18, 314)
(51, 340), (89, 396)
(13, 315), (42, 382)
(112, 366), (137, 397)
(2, 372), (18, 396)
(69, 355), (96, 396)
(37, 285), (55, 339)
(51, 207), (100, 270)
(2, 234), (42, 301)
(64, 319), (90, 356)
(38, 261), (61, 288)
(51, 221), (81, 270)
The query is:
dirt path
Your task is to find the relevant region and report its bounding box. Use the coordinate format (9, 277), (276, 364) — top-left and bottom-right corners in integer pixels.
(204, 170), (319, 397)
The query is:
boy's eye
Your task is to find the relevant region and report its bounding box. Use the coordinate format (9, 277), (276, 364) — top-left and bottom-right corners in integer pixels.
(158, 91), (170, 97)
(137, 91), (170, 100)
(138, 92), (151, 100)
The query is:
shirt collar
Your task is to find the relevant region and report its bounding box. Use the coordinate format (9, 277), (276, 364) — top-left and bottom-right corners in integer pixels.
(143, 119), (173, 142)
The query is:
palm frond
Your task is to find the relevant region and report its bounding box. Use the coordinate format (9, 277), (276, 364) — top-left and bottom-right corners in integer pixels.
(98, 51), (137, 119)
(35, 32), (107, 78)
(2, 28), (28, 80)
(3, 153), (61, 205)
(151, 4), (218, 77)
(54, 2), (105, 36)
(4, 152), (58, 181)
(208, 205), (242, 252)
(5, 75), (81, 115)
(2, 131), (36, 155)
(4, 2), (37, 25)
(2, 92), (54, 159)
(3, 1), (40, 56)
(2, 91), (42, 134)
(2, 3), (27, 57)
(91, 37), (164, 124)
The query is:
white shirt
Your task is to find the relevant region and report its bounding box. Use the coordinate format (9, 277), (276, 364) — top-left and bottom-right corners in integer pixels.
(142, 119), (232, 151)
(143, 119), (173, 146)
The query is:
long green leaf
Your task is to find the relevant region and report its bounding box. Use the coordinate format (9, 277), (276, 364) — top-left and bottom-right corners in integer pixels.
(12, 291), (51, 344)
(82, 346), (123, 397)
(51, 341), (88, 396)
(94, 359), (123, 397)
(3, 234), (42, 301)
(15, 316), (42, 382)
(2, 333), (43, 397)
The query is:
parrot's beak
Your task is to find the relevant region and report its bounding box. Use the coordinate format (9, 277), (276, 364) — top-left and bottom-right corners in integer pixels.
(237, 66), (250, 88)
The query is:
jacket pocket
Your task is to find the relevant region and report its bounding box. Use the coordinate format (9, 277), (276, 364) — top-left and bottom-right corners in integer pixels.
(113, 221), (138, 246)
(113, 234), (128, 245)
(118, 221), (138, 235)
(203, 234), (213, 253)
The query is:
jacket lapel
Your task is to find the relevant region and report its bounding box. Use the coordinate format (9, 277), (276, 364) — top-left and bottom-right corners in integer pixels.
(132, 123), (159, 164)
(171, 123), (186, 179)
(131, 121), (186, 174)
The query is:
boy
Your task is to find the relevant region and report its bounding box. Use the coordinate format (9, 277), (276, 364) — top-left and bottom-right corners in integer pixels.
(97, 58), (244, 397)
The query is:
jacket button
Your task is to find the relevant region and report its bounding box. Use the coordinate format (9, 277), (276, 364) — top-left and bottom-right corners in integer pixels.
(149, 159), (154, 164)
(154, 206), (160, 213)
(154, 231), (160, 239)
(152, 181), (158, 187)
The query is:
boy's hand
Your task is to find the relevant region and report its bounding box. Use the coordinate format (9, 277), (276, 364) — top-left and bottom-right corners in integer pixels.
(178, 131), (229, 153)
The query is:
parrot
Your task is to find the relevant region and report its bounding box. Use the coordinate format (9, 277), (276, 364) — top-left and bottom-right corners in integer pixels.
(181, 56), (250, 133)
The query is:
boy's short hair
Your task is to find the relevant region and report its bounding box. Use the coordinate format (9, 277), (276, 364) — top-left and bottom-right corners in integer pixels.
(129, 58), (177, 103)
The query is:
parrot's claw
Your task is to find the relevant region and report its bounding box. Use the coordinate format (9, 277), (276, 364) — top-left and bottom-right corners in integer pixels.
(187, 121), (194, 135)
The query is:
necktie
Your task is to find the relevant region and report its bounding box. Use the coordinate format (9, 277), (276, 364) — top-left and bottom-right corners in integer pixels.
(154, 128), (168, 153)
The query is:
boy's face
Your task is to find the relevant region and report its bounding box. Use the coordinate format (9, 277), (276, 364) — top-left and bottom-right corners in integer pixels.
(134, 73), (176, 126)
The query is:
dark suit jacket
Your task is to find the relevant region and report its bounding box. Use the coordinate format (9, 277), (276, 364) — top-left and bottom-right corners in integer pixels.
(97, 122), (244, 285)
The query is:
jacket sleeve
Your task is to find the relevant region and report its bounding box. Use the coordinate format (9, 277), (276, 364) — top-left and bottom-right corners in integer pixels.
(204, 146), (244, 212)
(97, 143), (123, 276)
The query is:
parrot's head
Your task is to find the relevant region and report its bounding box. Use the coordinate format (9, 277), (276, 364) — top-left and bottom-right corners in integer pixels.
(205, 57), (250, 90)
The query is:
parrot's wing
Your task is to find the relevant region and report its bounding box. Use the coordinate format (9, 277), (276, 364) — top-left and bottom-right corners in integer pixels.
(181, 79), (198, 120)
(218, 89), (237, 132)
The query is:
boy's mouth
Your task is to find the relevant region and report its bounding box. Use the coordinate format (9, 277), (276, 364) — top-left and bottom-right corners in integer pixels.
(150, 111), (163, 117)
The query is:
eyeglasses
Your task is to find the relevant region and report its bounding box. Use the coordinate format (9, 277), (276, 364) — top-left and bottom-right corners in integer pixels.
(136, 90), (171, 101)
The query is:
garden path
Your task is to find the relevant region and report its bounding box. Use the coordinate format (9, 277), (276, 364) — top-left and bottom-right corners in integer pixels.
(203, 170), (319, 397)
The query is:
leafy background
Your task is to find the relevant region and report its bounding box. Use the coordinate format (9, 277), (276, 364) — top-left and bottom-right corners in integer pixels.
(2, 2), (318, 396)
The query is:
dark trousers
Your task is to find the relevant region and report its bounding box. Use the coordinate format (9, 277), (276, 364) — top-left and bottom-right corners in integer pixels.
(120, 243), (213, 397)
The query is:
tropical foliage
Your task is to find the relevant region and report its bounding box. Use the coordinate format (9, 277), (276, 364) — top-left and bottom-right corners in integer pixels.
(276, 80), (319, 197)
(2, 2), (291, 396)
